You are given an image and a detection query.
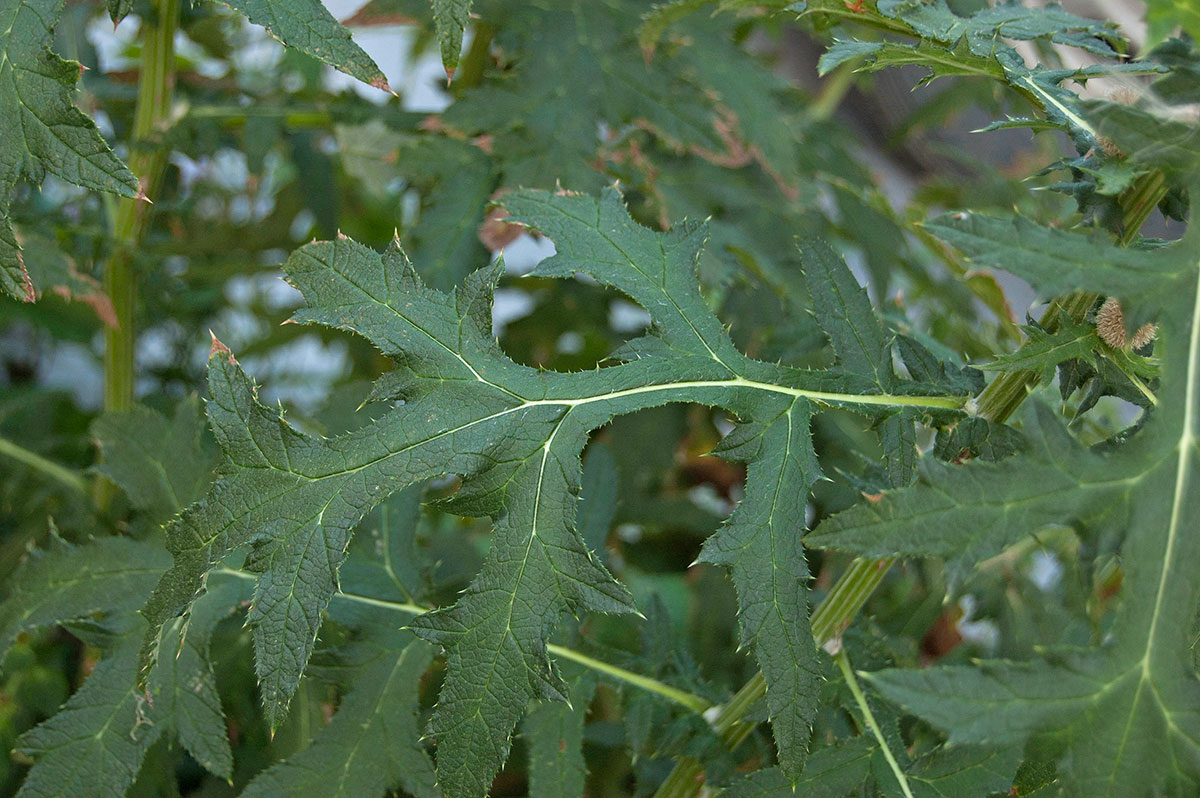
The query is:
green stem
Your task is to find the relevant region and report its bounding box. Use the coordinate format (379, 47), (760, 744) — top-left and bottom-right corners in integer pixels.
(548, 645), (712, 714)
(810, 63), (857, 121)
(0, 436), (88, 494)
(654, 170), (1168, 797)
(213, 567), (713, 715)
(98, 0), (180, 505)
(102, 0), (180, 417)
(653, 557), (893, 797)
(835, 649), (914, 798)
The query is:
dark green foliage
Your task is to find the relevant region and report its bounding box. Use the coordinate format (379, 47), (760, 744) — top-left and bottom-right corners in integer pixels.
(1, 0), (1198, 796)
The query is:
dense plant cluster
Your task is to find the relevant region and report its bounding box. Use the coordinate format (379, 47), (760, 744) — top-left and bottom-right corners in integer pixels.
(0, 0), (1197, 795)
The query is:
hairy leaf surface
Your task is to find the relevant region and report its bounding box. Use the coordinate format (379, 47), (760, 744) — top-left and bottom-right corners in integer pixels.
(138, 187), (966, 794)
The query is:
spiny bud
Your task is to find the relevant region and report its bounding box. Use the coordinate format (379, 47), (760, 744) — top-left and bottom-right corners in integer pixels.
(1096, 297), (1157, 350)
(1096, 136), (1123, 158)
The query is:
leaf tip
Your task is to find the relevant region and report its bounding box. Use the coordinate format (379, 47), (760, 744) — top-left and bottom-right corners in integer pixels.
(369, 74), (396, 96)
(208, 332), (234, 361)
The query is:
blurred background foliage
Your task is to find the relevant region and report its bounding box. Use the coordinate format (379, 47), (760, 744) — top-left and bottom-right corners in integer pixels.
(0, 0), (1187, 794)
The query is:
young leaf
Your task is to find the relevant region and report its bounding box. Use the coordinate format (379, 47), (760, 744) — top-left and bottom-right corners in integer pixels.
(138, 187), (965, 796)
(981, 318), (1100, 384)
(0, 0), (138, 301)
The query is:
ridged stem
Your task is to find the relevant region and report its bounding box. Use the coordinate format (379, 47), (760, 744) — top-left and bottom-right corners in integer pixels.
(102, 0), (180, 416)
(98, 0), (179, 504)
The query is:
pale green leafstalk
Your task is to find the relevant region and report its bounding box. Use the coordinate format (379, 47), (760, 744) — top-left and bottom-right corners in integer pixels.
(0, 436), (88, 495)
(835, 648), (915, 798)
(214, 567), (714, 715)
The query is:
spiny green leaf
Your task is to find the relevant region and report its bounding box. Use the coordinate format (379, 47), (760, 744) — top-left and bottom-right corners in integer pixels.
(15, 640), (160, 798)
(696, 400), (822, 779)
(431, 0), (471, 78)
(217, 0), (390, 90)
(922, 211), (1178, 324)
(799, 238), (893, 390)
(932, 416), (1025, 463)
(577, 443), (618, 562)
(138, 187), (965, 796)
(337, 486), (427, 608)
(241, 636), (440, 798)
(721, 737), (875, 797)
(334, 122), (497, 291)
(441, 0), (798, 193)
(0, 536), (169, 657)
(807, 403), (1123, 577)
(859, 198), (1200, 795)
(0, 0), (138, 301)
(906, 744), (1021, 797)
(146, 581), (247, 781)
(12, 549), (245, 794)
(876, 0), (1121, 58)
(982, 318), (1101, 384)
(818, 38), (997, 84)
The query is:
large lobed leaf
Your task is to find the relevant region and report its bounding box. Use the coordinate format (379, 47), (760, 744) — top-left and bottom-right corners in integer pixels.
(137, 187), (967, 795)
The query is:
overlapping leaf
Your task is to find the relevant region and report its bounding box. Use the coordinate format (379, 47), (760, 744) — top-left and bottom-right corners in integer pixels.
(90, 398), (215, 519)
(0, 0), (137, 301)
(137, 187), (967, 795)
(216, 0), (390, 89)
(241, 635), (439, 798)
(440, 0), (799, 193)
(811, 199), (1200, 795)
(5, 538), (243, 797)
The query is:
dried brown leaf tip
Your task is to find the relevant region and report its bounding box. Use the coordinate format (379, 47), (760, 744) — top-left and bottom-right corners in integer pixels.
(1096, 297), (1157, 350)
